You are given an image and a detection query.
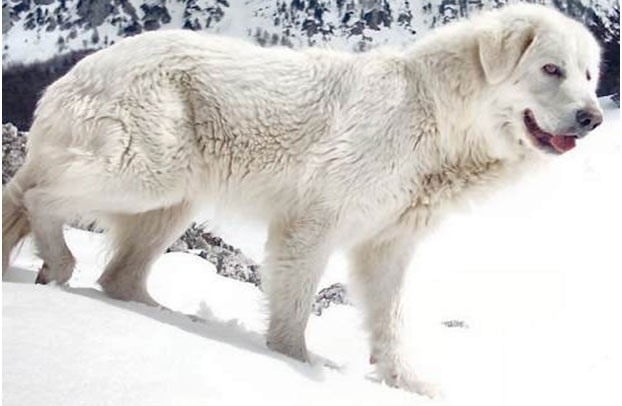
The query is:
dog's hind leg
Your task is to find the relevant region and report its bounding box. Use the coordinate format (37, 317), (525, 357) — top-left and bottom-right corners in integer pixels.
(29, 214), (74, 285)
(21, 184), (76, 284)
(263, 213), (333, 362)
(98, 201), (194, 306)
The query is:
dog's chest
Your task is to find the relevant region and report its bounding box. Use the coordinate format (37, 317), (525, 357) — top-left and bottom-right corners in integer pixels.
(399, 159), (508, 230)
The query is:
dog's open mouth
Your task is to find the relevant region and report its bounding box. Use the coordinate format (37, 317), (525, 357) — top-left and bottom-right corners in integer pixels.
(523, 109), (578, 154)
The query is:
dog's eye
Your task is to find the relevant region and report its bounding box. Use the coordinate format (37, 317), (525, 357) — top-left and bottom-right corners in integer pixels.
(586, 70), (591, 81)
(542, 64), (562, 77)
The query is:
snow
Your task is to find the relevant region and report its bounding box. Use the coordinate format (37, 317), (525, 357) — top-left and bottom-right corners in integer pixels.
(2, 98), (621, 405)
(3, 247), (423, 406)
(9, 0), (616, 67)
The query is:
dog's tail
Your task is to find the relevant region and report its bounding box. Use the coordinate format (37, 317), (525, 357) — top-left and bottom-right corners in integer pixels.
(2, 167), (33, 275)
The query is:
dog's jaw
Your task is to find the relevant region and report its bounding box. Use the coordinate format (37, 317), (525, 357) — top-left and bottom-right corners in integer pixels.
(523, 109), (579, 154)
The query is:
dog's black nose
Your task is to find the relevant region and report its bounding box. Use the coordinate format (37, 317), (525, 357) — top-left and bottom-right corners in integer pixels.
(576, 109), (603, 131)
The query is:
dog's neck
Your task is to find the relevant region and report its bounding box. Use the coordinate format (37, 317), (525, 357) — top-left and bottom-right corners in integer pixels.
(399, 55), (535, 221)
(408, 112), (533, 218)
(403, 28), (535, 190)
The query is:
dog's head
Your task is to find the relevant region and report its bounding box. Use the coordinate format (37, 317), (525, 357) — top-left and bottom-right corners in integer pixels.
(477, 5), (603, 157)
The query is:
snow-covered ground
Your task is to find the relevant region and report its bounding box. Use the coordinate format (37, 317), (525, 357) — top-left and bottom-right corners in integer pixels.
(3, 98), (621, 405)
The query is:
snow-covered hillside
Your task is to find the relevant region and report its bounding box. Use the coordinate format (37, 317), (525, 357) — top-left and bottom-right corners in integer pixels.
(2, 0), (618, 64)
(3, 0), (618, 129)
(3, 98), (621, 405)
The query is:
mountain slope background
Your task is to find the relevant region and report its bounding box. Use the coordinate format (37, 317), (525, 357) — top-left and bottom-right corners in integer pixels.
(2, 0), (619, 129)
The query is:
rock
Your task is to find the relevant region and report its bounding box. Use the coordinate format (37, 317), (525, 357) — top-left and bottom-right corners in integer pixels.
(172, 223), (352, 313)
(441, 319), (470, 329)
(2, 123), (27, 185)
(312, 283), (350, 316)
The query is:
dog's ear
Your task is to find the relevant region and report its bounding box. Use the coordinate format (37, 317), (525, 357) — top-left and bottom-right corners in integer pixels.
(478, 19), (537, 85)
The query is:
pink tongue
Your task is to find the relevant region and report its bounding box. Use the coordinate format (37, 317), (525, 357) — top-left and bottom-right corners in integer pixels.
(550, 135), (576, 153)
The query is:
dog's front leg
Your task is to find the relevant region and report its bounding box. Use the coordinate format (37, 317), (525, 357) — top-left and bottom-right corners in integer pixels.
(351, 232), (439, 398)
(262, 213), (333, 362)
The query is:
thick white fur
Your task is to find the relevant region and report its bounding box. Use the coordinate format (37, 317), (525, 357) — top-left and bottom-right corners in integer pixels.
(2, 4), (602, 396)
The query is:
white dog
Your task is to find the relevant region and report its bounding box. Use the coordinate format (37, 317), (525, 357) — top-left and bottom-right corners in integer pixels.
(2, 4), (602, 396)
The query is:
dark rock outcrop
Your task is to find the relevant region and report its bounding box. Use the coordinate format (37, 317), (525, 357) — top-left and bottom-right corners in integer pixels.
(2, 123), (27, 185)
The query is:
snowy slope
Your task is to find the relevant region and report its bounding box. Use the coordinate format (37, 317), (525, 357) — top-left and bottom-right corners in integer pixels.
(3, 241), (430, 406)
(3, 98), (622, 405)
(3, 0), (619, 66)
(3, 270), (426, 406)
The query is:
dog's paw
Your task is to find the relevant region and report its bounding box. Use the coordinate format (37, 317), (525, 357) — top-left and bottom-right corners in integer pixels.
(266, 334), (309, 362)
(373, 355), (442, 398)
(308, 353), (342, 371)
(386, 372), (442, 399)
(35, 261), (74, 285)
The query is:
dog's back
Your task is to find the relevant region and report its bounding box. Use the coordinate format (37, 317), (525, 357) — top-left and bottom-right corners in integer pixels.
(29, 31), (362, 211)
